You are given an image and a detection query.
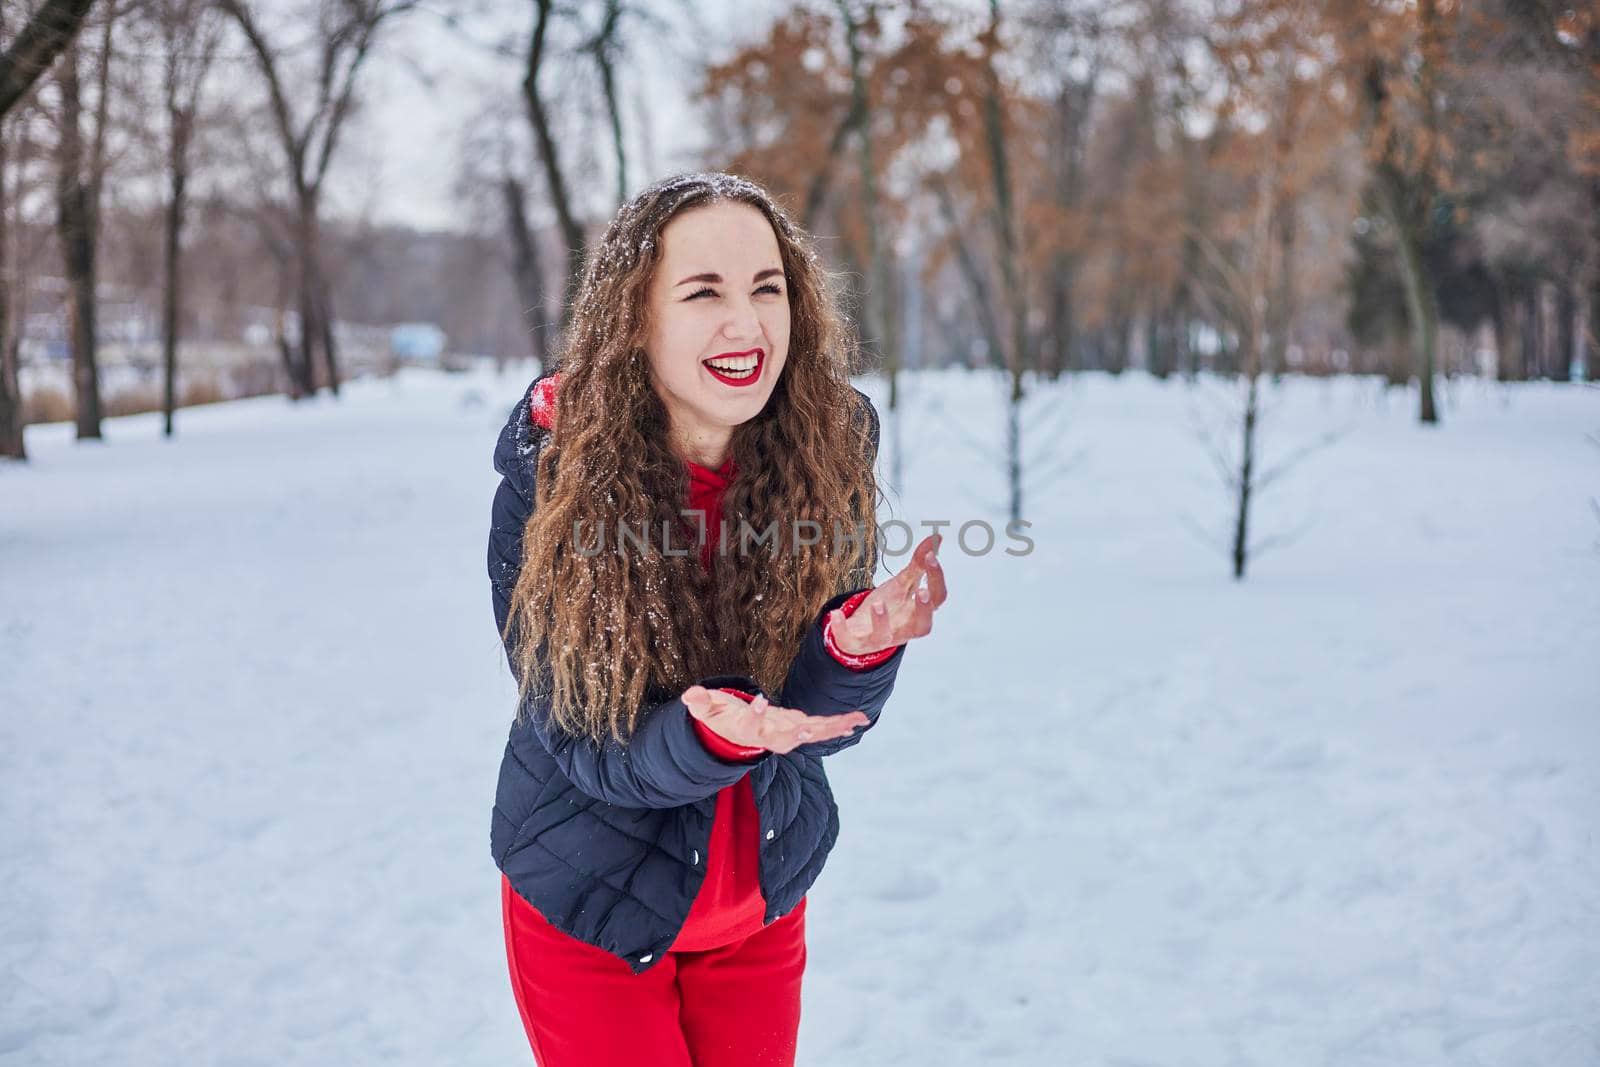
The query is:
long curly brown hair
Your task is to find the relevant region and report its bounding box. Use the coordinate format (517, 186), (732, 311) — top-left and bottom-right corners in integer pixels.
(502, 172), (881, 748)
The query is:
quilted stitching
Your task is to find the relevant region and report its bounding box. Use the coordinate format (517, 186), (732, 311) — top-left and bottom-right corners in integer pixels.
(519, 837), (682, 928)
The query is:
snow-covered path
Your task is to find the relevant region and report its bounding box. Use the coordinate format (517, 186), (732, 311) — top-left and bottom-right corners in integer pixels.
(2, 365), (1596, 1065)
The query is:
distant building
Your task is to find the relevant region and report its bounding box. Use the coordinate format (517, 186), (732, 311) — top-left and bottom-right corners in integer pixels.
(390, 323), (447, 364)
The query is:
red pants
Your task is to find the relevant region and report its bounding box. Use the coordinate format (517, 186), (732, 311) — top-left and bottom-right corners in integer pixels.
(501, 872), (807, 1066)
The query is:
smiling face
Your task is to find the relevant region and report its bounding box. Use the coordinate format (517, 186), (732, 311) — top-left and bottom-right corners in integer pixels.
(642, 201), (791, 467)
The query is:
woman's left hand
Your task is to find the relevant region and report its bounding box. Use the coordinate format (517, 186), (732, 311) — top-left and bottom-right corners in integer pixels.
(828, 533), (948, 657)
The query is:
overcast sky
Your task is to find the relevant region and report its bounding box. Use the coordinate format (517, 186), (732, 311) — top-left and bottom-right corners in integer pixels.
(333, 0), (776, 234)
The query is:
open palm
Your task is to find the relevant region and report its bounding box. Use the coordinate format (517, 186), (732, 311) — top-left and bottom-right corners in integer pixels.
(683, 686), (868, 755)
(828, 533), (948, 656)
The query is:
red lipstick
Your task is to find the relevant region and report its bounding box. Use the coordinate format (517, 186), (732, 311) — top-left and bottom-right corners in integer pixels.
(701, 348), (764, 388)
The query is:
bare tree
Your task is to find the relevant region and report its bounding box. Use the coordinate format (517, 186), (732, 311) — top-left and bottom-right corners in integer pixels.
(834, 0), (906, 490)
(0, 69), (59, 460)
(521, 0), (584, 337)
(0, 0), (60, 458)
(447, 48), (550, 370)
(501, 173), (548, 366)
(54, 7), (116, 441)
(0, 125), (20, 460)
(977, 0), (1032, 524)
(218, 0), (416, 399)
(150, 0), (222, 436)
(1333, 0), (1452, 423)
(582, 0), (627, 209)
(1185, 0), (1346, 579)
(0, 99), (17, 459)
(1028, 1), (1101, 380)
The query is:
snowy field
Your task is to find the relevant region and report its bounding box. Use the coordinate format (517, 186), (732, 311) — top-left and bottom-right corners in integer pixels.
(2, 362), (1596, 1065)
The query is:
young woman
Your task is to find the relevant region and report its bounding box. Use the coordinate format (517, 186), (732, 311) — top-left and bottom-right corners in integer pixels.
(487, 171), (949, 1066)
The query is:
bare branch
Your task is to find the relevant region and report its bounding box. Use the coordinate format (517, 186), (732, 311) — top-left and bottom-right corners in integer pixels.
(1186, 401), (1242, 492)
(1024, 446), (1089, 490)
(1254, 423), (1355, 494)
(0, 0), (97, 118)
(215, 0), (303, 173)
(1249, 508), (1321, 560)
(920, 392), (1008, 468)
(311, 23), (377, 186)
(930, 171), (1006, 372)
(1179, 510), (1231, 558)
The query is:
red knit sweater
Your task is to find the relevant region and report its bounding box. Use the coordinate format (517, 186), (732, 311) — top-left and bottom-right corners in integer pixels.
(670, 455), (768, 949)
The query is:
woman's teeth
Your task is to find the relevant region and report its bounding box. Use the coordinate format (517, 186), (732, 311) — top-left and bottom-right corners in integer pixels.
(704, 354), (759, 379)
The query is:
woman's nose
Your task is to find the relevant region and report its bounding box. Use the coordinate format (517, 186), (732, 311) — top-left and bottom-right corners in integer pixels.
(722, 296), (762, 341)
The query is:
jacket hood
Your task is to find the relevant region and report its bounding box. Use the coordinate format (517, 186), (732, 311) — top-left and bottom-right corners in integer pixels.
(492, 372), (556, 501)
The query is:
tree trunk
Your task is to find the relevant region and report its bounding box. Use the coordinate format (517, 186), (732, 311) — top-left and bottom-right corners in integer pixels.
(502, 176), (548, 366)
(1146, 301), (1170, 378)
(292, 192), (333, 397)
(293, 266), (318, 395)
(1552, 281), (1575, 382)
(162, 150), (186, 436)
(0, 5), (20, 459)
(64, 197), (99, 439)
(1171, 303), (1189, 379)
(56, 41), (100, 440)
(1232, 362), (1258, 580)
(1390, 205), (1438, 422)
(0, 333), (20, 458)
(1588, 175), (1600, 381)
(295, 189), (341, 398)
(1524, 282), (1543, 381)
(1492, 278), (1525, 382)
(1007, 376), (1022, 525)
(276, 322), (300, 399)
(1266, 192), (1296, 380)
(317, 274), (340, 397)
(0, 288), (18, 460)
(1045, 255), (1075, 378)
(1588, 269), (1599, 383)
(0, 106), (23, 460)
(1360, 5), (1440, 423)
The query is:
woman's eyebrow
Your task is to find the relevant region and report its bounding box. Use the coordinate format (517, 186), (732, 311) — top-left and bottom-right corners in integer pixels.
(674, 268), (785, 287)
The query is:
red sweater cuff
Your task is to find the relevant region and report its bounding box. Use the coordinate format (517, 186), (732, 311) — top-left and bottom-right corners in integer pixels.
(691, 687), (768, 762)
(823, 589), (902, 670)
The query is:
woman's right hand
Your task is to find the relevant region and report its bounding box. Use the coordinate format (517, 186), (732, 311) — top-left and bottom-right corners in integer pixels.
(682, 686), (869, 755)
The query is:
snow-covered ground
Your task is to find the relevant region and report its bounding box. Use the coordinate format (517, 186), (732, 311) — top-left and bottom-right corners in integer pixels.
(2, 363), (1596, 1065)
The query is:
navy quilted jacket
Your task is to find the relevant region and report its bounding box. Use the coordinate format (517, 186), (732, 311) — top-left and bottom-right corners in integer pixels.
(487, 373), (905, 975)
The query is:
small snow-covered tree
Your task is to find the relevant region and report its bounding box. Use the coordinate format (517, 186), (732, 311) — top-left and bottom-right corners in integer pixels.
(1183, 0), (1348, 579)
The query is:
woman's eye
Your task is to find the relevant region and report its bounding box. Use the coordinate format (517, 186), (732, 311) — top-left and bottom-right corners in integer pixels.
(685, 283), (784, 301)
